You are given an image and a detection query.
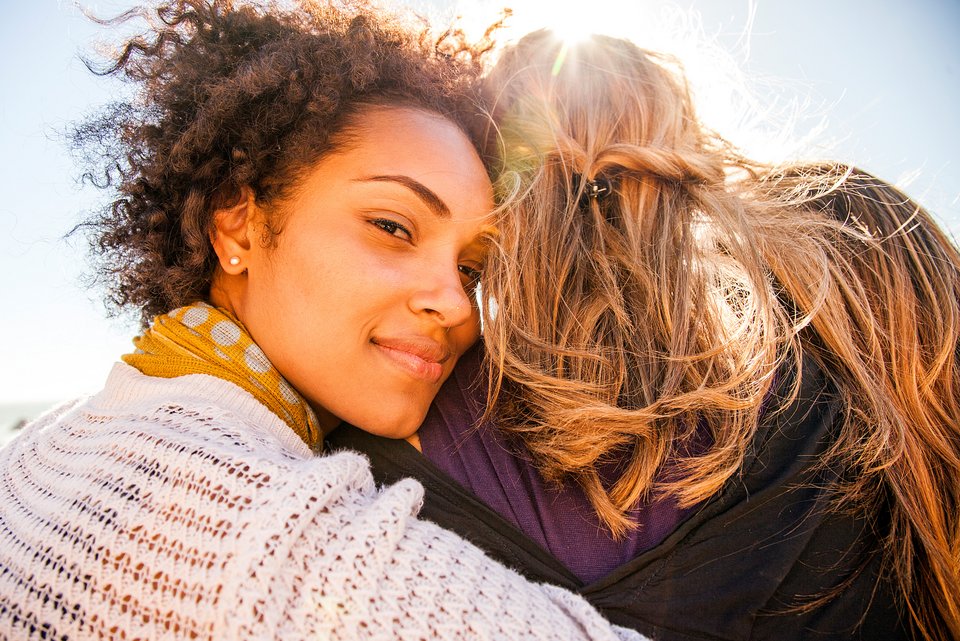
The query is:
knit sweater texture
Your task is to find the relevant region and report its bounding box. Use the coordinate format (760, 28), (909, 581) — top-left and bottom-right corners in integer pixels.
(0, 363), (645, 640)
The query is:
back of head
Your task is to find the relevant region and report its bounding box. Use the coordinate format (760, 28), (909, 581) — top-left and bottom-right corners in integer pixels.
(481, 30), (783, 530)
(486, 30), (713, 174)
(482, 30), (959, 637)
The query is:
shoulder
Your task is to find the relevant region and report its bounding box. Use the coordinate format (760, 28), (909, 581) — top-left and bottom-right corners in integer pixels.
(740, 353), (841, 487)
(1, 362), (386, 524)
(0, 368), (432, 637)
(86, 362), (316, 458)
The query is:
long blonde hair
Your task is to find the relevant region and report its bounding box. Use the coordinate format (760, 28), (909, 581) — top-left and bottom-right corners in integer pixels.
(481, 31), (959, 639)
(756, 163), (960, 640)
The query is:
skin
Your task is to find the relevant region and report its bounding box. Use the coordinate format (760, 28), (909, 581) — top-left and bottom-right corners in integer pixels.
(209, 106), (494, 439)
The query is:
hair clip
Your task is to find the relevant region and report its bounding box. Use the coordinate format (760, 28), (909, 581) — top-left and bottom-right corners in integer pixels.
(573, 174), (612, 208)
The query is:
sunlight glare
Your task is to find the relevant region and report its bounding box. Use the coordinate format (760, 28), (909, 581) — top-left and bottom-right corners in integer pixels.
(430, 0), (817, 165)
(448, 0), (648, 48)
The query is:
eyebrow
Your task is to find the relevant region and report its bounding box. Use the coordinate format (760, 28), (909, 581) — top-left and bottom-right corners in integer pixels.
(354, 175), (451, 219)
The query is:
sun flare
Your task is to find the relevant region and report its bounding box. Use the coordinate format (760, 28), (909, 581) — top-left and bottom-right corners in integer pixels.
(449, 0), (645, 48)
(439, 0), (809, 164)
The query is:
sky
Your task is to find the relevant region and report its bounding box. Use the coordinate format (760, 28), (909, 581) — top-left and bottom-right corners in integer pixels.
(1, 0), (958, 404)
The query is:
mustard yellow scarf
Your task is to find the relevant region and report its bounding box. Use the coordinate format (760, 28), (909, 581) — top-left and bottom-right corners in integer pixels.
(122, 302), (323, 451)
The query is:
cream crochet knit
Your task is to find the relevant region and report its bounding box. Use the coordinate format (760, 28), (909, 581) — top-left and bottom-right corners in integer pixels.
(0, 363), (646, 640)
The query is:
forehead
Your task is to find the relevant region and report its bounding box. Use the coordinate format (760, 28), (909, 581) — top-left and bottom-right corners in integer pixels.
(315, 106), (495, 220)
(332, 107), (479, 175)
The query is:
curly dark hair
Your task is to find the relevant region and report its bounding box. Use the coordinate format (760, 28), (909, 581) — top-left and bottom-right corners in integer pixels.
(74, 0), (494, 325)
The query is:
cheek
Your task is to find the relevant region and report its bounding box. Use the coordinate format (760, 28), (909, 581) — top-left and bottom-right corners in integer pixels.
(284, 238), (384, 307)
(451, 311), (482, 354)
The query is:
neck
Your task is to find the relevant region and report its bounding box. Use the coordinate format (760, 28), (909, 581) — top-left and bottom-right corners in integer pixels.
(210, 270), (344, 437)
(207, 269), (241, 318)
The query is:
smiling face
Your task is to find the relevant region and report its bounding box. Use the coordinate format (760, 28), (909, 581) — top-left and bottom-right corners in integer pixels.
(210, 106), (494, 438)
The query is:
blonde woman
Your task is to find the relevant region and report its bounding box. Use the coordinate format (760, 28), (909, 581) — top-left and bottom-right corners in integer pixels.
(756, 161), (960, 638)
(330, 31), (959, 640)
(0, 5), (649, 640)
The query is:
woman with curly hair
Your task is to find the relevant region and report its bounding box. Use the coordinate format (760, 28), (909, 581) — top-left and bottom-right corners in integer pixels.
(0, 5), (648, 640)
(330, 31), (960, 640)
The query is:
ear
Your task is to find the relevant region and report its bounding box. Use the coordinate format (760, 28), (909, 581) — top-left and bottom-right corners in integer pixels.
(210, 186), (256, 275)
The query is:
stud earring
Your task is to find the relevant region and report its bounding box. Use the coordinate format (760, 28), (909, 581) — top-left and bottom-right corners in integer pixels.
(229, 256), (241, 266)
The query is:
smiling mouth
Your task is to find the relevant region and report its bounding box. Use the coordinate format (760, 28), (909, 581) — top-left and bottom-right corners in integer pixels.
(371, 337), (451, 384)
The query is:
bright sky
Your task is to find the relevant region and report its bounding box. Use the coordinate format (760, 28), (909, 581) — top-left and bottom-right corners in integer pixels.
(1, 0), (958, 403)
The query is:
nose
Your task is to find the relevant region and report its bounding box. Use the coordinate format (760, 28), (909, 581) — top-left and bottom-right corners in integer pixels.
(408, 265), (475, 329)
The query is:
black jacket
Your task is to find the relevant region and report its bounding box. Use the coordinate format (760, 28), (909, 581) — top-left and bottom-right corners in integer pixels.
(327, 357), (912, 640)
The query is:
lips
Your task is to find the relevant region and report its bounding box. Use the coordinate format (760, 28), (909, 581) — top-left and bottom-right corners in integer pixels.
(371, 336), (451, 384)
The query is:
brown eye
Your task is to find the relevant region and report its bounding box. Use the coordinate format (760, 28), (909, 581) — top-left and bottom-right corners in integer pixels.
(458, 264), (482, 293)
(371, 218), (412, 241)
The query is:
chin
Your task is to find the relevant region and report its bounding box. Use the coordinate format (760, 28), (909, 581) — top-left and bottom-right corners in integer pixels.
(355, 404), (428, 440)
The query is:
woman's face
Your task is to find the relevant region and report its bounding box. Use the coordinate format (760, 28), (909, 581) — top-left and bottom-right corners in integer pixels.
(236, 107), (494, 438)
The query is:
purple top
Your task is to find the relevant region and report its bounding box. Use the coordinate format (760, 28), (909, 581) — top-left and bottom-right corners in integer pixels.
(419, 345), (697, 584)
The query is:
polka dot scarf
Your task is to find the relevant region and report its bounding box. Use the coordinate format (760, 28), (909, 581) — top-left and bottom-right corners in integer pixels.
(122, 302), (323, 451)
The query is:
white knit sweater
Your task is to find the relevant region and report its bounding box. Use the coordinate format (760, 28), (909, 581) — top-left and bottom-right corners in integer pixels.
(0, 363), (646, 640)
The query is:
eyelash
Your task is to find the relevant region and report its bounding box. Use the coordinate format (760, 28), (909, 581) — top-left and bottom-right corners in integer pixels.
(371, 217), (412, 241)
(459, 264), (482, 291)
(371, 216), (482, 291)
